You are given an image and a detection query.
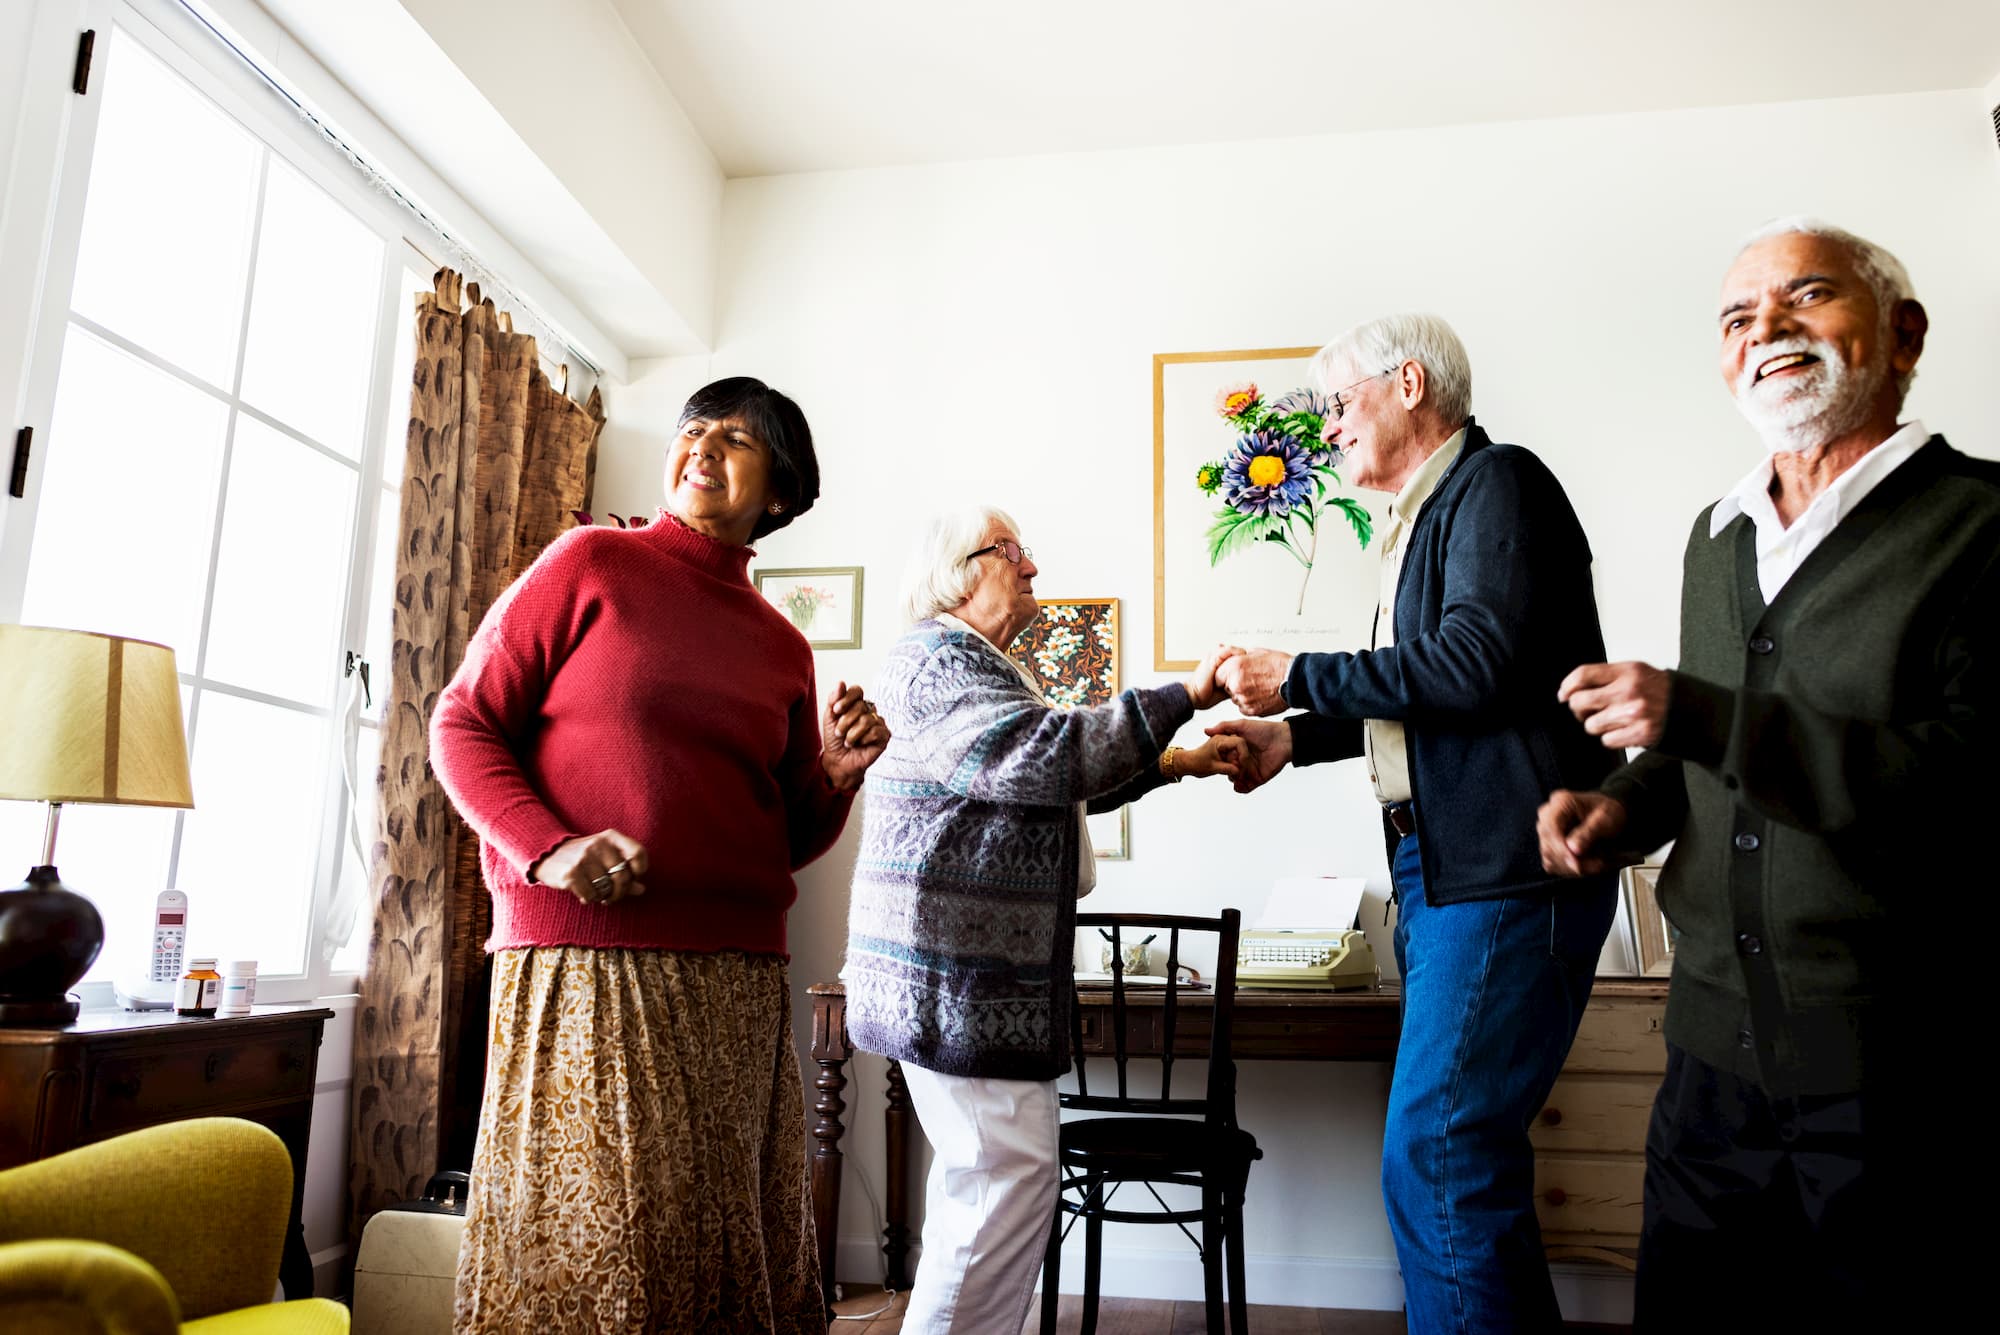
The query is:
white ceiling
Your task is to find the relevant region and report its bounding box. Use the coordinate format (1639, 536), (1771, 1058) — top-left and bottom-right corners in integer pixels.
(608, 0), (2000, 178)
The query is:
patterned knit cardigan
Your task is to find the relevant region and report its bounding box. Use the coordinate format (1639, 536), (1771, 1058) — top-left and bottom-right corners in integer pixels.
(844, 620), (1193, 1080)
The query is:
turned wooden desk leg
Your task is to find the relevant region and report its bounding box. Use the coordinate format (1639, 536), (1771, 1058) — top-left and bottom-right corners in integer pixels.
(809, 991), (852, 1315)
(883, 1058), (915, 1290)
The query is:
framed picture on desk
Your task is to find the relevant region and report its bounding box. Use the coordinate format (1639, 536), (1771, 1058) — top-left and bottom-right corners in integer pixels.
(1623, 863), (1674, 977)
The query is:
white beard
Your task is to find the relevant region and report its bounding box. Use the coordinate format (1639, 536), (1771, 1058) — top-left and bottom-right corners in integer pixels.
(1732, 336), (1887, 455)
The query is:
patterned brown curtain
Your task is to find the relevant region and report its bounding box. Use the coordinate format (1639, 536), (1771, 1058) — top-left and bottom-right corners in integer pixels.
(346, 269), (606, 1243)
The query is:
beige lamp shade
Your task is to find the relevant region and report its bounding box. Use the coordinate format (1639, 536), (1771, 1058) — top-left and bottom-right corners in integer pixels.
(0, 625), (194, 807)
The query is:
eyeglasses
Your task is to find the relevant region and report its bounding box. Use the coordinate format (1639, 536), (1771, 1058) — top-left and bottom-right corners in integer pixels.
(966, 539), (1033, 565)
(1328, 368), (1395, 420)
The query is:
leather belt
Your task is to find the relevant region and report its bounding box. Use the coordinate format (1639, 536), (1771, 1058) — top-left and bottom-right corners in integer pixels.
(1383, 803), (1416, 838)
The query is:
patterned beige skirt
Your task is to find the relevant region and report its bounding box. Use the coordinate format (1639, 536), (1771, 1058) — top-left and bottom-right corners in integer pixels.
(455, 947), (823, 1334)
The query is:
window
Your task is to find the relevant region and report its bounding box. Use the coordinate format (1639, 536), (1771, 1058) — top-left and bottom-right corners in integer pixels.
(0, 18), (438, 1001)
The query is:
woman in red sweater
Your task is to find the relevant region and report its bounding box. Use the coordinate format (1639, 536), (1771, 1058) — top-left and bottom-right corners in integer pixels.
(432, 377), (888, 1334)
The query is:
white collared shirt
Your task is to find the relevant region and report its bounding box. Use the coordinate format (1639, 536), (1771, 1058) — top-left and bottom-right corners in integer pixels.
(1709, 421), (1929, 603)
(936, 612), (1096, 895)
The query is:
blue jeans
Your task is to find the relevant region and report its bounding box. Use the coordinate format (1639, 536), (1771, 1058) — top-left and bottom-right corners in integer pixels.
(1384, 825), (1615, 1334)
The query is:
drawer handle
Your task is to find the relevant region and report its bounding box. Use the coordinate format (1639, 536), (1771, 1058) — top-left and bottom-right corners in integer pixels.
(280, 1049), (305, 1074)
(106, 1074), (141, 1100)
(1540, 1107), (1563, 1127)
(205, 1053), (225, 1082)
(1543, 1187), (1567, 1207)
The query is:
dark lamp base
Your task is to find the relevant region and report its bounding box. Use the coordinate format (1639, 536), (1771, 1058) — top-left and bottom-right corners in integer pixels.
(0, 996), (80, 1025)
(0, 863), (104, 1028)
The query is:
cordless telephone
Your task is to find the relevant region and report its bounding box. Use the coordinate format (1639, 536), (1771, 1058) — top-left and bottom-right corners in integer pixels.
(148, 889), (189, 984)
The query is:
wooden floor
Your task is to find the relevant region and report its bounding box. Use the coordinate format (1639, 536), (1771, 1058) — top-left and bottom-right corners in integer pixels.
(830, 1288), (1631, 1333)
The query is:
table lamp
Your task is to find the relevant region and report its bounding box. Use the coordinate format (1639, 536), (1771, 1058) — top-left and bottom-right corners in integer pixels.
(0, 625), (194, 1024)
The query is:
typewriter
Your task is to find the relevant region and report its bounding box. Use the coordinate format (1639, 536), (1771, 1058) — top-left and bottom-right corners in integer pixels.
(1235, 928), (1377, 991)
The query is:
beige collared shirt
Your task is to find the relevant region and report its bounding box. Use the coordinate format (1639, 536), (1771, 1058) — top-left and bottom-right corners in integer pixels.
(1365, 427), (1467, 805)
(936, 612), (1096, 895)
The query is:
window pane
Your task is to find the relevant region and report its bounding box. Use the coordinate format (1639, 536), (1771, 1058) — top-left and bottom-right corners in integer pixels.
(203, 417), (358, 704)
(174, 692), (328, 975)
(58, 804), (181, 987)
(21, 327), (227, 659)
(329, 722), (381, 976)
(238, 159), (384, 454)
(68, 29), (259, 387)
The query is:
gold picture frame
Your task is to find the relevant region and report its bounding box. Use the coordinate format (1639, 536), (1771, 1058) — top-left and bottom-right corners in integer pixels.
(754, 566), (864, 649)
(1623, 863), (1675, 977)
(1153, 347), (1379, 670)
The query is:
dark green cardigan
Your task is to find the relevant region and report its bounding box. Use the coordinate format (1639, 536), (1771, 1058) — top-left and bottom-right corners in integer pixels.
(1603, 437), (1999, 1097)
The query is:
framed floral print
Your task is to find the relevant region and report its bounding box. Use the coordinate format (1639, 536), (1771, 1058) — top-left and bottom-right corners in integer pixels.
(1007, 597), (1130, 860)
(1154, 348), (1381, 670)
(755, 566), (864, 649)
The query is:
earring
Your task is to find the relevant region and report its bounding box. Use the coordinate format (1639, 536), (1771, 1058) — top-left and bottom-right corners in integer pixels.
(768, 502), (785, 515)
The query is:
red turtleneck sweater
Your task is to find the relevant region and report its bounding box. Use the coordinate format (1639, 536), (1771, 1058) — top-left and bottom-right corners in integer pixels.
(430, 513), (854, 957)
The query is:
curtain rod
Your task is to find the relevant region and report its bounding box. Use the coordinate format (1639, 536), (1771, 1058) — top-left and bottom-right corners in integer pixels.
(171, 0), (605, 379)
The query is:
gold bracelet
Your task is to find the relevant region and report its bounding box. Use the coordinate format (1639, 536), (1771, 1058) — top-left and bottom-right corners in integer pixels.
(1160, 745), (1182, 782)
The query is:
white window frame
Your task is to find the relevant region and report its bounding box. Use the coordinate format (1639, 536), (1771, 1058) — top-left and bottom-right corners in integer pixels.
(1, 0), (456, 1004)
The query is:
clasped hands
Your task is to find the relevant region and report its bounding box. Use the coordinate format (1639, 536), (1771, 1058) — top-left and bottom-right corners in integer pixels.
(1188, 646), (1680, 875)
(1181, 645), (1295, 793)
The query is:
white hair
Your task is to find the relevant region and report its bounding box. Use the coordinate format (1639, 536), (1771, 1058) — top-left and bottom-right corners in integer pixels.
(1309, 313), (1473, 426)
(899, 505), (1019, 626)
(1736, 216), (1919, 402)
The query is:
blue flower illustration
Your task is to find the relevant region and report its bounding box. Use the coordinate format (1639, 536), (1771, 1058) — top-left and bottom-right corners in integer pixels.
(1221, 431), (1312, 517)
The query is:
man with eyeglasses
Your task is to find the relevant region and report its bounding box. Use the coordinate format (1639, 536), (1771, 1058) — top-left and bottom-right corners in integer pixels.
(1209, 313), (1618, 1332)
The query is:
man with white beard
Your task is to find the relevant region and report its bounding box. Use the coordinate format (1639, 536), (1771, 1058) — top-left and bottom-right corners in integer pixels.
(1536, 218), (1996, 1329)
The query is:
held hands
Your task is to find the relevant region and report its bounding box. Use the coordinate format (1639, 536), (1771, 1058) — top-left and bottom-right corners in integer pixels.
(1171, 734), (1249, 781)
(1536, 789), (1638, 878)
(1182, 644), (1242, 709)
(533, 829), (650, 906)
(1203, 718), (1292, 794)
(822, 681), (891, 791)
(1560, 661), (1671, 750)
(1214, 647), (1293, 717)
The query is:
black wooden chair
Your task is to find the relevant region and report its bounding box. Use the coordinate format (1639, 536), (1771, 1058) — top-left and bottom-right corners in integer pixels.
(1040, 909), (1259, 1335)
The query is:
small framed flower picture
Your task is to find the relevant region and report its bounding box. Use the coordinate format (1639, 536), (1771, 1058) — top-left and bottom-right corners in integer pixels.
(755, 566), (864, 649)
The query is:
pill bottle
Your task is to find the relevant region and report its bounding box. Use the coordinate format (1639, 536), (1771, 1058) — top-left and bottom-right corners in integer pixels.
(175, 958), (222, 1017)
(216, 960), (259, 1017)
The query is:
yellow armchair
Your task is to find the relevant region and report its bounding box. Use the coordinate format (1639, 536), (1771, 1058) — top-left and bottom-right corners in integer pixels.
(0, 1116), (348, 1334)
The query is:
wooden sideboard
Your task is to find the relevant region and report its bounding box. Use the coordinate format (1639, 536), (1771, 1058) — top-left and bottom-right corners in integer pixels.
(0, 1003), (334, 1300)
(1533, 980), (1670, 1267)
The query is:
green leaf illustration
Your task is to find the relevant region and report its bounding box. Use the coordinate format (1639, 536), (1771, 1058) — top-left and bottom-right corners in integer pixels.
(1328, 496), (1374, 548)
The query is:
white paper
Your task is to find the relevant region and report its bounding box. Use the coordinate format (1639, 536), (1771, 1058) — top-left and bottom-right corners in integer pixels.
(1255, 876), (1367, 932)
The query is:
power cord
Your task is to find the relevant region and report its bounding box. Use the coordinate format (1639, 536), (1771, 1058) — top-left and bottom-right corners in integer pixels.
(829, 1085), (905, 1321)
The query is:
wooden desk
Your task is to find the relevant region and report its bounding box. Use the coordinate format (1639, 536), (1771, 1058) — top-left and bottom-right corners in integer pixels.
(0, 1003), (334, 1300)
(806, 980), (1401, 1309)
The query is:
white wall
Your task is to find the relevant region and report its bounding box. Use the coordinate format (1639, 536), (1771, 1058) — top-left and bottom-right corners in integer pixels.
(593, 86), (2000, 1315)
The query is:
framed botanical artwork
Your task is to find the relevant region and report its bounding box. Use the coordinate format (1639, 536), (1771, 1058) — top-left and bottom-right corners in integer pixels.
(1154, 348), (1381, 670)
(755, 566), (864, 649)
(1623, 863), (1675, 977)
(1006, 597), (1130, 861)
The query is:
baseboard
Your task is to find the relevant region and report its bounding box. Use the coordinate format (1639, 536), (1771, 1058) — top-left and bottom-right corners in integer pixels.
(310, 1244), (349, 1300)
(835, 1238), (1633, 1322)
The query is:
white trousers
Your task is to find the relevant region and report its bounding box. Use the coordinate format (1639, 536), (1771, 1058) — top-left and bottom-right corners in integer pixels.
(898, 1064), (1060, 1335)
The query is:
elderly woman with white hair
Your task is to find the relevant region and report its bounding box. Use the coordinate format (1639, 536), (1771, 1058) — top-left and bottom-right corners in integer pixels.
(843, 505), (1242, 1333)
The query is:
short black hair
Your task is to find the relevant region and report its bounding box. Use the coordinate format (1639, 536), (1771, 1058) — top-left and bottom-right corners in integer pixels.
(676, 377), (819, 541)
